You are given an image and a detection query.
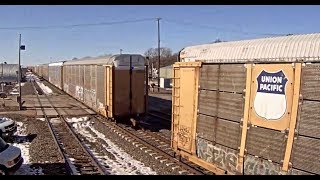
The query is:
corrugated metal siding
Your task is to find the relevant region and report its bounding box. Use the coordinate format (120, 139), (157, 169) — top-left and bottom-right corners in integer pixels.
(181, 33), (320, 63)
(298, 100), (320, 138)
(291, 136), (320, 174)
(196, 114), (241, 150)
(0, 64), (18, 82)
(160, 65), (173, 78)
(198, 90), (244, 122)
(48, 66), (62, 89)
(301, 63), (320, 101)
(246, 127), (286, 163)
(79, 66), (84, 101)
(96, 65), (105, 109)
(200, 64), (246, 93)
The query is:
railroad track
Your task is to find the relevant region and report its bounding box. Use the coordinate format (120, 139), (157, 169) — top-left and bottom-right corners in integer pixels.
(31, 80), (107, 175)
(148, 108), (171, 122)
(93, 115), (207, 175)
(35, 74), (209, 175)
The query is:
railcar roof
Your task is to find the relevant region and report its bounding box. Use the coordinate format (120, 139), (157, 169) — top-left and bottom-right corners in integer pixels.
(180, 33), (320, 63)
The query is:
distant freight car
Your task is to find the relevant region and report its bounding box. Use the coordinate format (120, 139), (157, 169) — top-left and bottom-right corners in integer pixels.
(35, 64), (49, 80)
(48, 61), (64, 89)
(171, 33), (320, 175)
(45, 54), (147, 123)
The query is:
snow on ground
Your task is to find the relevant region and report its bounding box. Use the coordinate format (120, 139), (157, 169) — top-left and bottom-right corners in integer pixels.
(36, 118), (45, 122)
(12, 122), (44, 175)
(36, 82), (53, 95)
(65, 157), (80, 175)
(66, 117), (157, 175)
(14, 83), (25, 87)
(10, 91), (19, 95)
(24, 72), (53, 95)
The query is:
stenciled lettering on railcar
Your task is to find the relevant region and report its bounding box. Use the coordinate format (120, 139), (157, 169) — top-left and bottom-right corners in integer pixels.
(253, 70), (288, 120)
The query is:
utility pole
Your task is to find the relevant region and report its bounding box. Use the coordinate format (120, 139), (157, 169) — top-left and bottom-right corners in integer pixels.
(18, 34), (21, 110)
(157, 17), (161, 92)
(18, 34), (25, 110)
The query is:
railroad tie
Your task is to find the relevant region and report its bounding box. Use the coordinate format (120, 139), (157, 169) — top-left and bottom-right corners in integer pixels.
(135, 144), (142, 147)
(166, 163), (175, 166)
(140, 147), (147, 150)
(154, 156), (162, 160)
(178, 170), (188, 174)
(171, 166), (180, 170)
(160, 159), (168, 163)
(132, 142), (139, 145)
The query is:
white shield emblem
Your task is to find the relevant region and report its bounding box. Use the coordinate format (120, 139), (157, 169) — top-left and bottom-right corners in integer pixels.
(253, 70), (288, 120)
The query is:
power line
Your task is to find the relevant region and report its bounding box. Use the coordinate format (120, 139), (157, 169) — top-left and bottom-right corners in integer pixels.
(163, 18), (286, 36)
(0, 18), (157, 30)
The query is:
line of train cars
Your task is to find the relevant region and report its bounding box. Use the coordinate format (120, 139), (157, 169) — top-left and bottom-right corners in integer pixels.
(30, 33), (320, 175)
(31, 54), (148, 125)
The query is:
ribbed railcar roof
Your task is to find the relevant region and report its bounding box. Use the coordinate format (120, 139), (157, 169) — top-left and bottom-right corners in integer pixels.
(180, 33), (320, 63)
(64, 55), (114, 65)
(63, 54), (145, 65)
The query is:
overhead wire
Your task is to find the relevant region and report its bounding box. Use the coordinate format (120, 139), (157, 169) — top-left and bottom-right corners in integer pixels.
(162, 18), (287, 37)
(0, 17), (157, 30)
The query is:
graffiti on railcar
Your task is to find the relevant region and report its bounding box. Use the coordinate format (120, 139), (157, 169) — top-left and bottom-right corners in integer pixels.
(196, 137), (241, 174)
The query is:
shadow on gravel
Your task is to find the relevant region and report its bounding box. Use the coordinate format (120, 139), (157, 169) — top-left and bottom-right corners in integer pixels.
(14, 162), (67, 175)
(7, 134), (38, 144)
(143, 96), (172, 132)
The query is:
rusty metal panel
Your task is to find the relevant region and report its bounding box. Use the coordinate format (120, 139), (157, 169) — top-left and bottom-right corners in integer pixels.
(197, 114), (241, 150)
(291, 136), (320, 174)
(113, 70), (130, 117)
(301, 63), (320, 101)
(131, 70), (146, 114)
(246, 126), (286, 163)
(298, 100), (320, 138)
(196, 137), (240, 174)
(200, 64), (246, 93)
(199, 90), (244, 122)
(244, 154), (282, 175)
(106, 66), (113, 117)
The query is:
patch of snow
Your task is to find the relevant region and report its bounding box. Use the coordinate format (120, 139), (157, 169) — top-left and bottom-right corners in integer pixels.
(12, 122), (44, 175)
(10, 92), (19, 95)
(70, 118), (157, 175)
(14, 83), (25, 87)
(36, 118), (45, 122)
(65, 157), (80, 175)
(66, 117), (89, 123)
(36, 81), (53, 95)
(50, 118), (61, 124)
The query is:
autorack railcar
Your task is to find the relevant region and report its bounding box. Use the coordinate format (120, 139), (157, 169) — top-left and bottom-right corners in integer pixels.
(171, 33), (320, 175)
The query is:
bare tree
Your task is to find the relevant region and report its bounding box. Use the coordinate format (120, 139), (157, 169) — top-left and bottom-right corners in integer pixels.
(144, 47), (173, 59)
(212, 39), (224, 43)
